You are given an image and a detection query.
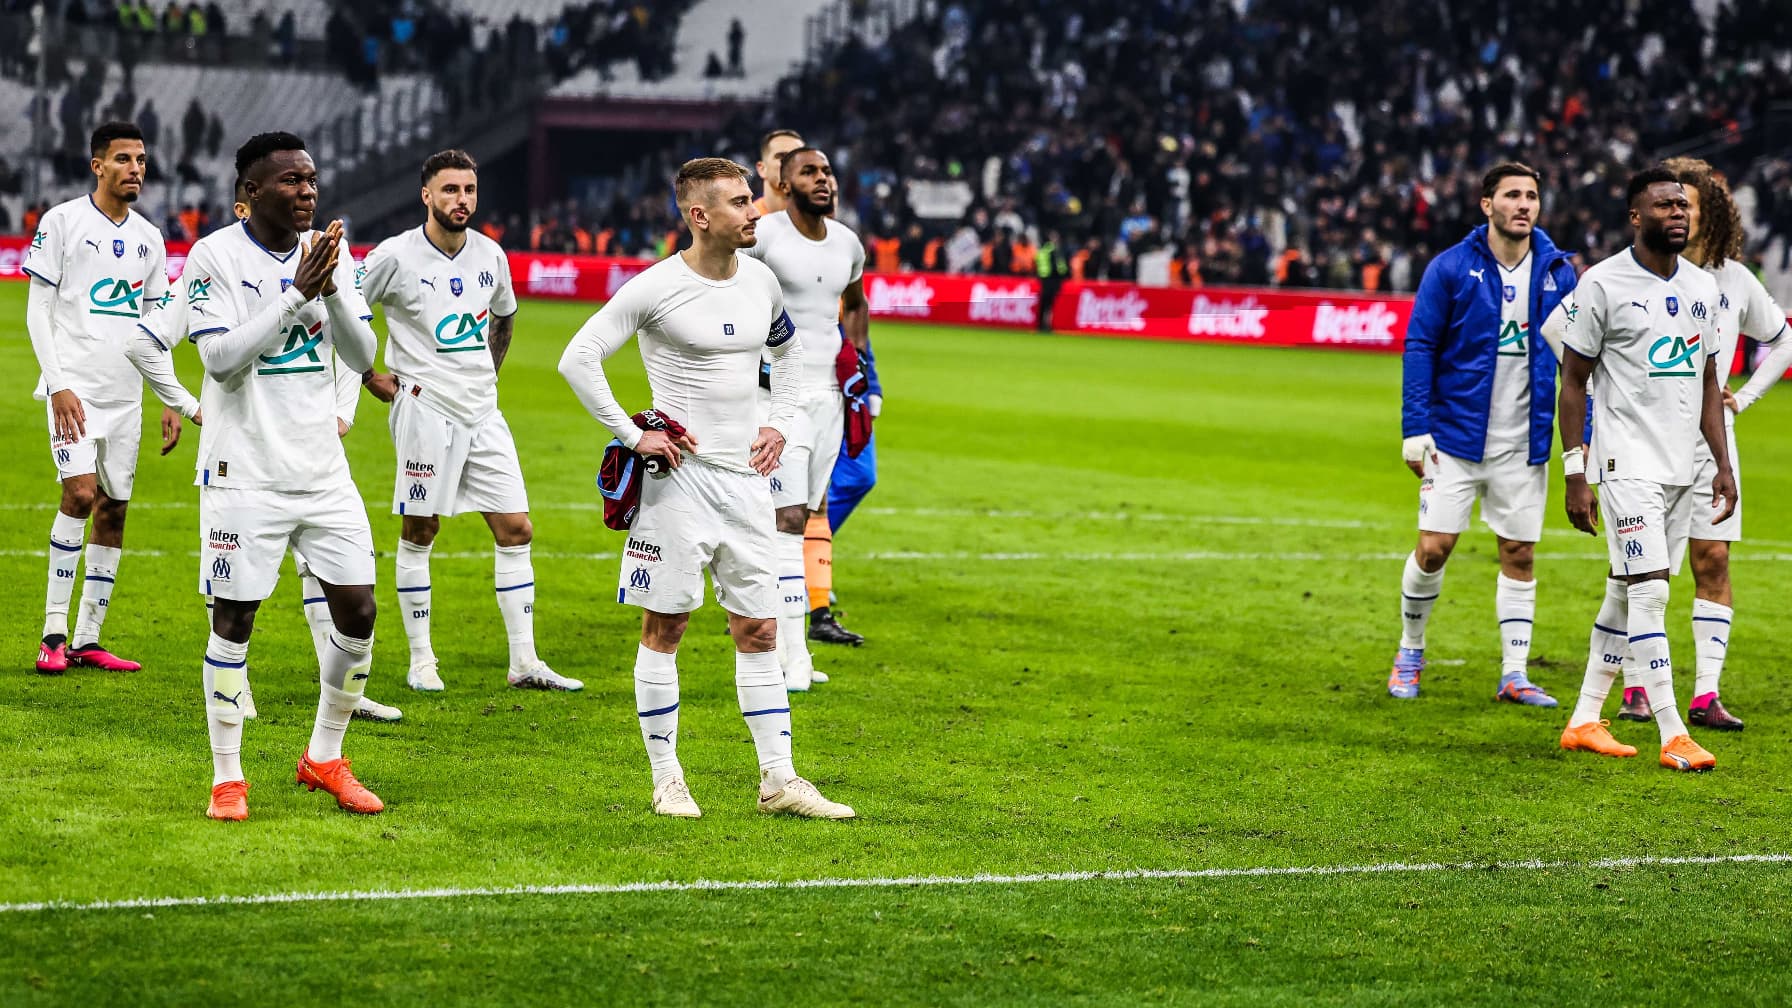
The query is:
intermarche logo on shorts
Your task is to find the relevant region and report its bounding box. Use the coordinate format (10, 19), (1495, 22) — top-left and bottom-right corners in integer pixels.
(257, 321), (327, 376)
(629, 566), (652, 591)
(1616, 515), (1646, 535)
(88, 277), (145, 318)
(625, 537), (661, 563)
(434, 310), (490, 353)
(208, 529), (240, 551)
(404, 459), (435, 479)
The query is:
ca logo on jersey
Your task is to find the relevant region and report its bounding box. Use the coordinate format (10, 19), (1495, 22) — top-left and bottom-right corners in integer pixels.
(30, 230), (47, 251)
(257, 320), (327, 375)
(1497, 320), (1528, 358)
(434, 310), (489, 354)
(89, 278), (145, 317)
(1647, 332), (1701, 378)
(187, 275), (213, 303)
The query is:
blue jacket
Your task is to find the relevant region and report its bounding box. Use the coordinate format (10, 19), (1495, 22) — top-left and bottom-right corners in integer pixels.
(1402, 225), (1578, 465)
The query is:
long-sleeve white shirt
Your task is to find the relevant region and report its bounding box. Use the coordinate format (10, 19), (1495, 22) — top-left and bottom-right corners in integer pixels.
(559, 253), (801, 476)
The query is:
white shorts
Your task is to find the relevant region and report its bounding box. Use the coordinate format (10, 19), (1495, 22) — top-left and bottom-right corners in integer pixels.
(1689, 427), (1741, 542)
(1417, 448), (1546, 542)
(388, 392), (528, 518)
(47, 397), (142, 500)
(617, 458), (778, 618)
(200, 483), (377, 602)
(762, 391), (843, 511)
(1599, 478), (1694, 577)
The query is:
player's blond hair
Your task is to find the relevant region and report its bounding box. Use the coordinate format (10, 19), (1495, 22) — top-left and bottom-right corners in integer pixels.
(674, 157), (750, 210)
(1664, 156), (1743, 269)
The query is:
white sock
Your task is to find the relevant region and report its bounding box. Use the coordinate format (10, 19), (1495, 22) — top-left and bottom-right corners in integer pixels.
(1691, 598), (1733, 700)
(494, 544), (537, 668)
(1626, 580), (1688, 743)
(1495, 573), (1535, 680)
(299, 572), (334, 665)
(634, 644), (681, 784)
(71, 543), (121, 649)
(44, 511), (85, 639)
(395, 539), (434, 666)
(1399, 552), (1444, 650)
(1571, 578), (1629, 725)
(736, 649), (795, 787)
(776, 531), (813, 676)
(309, 632), (372, 762)
(203, 633), (249, 786)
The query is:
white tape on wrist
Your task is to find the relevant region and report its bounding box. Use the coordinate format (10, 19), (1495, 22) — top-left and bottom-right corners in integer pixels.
(1563, 447), (1585, 477)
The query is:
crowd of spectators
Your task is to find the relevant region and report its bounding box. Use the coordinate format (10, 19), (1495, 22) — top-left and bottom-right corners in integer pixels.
(546, 0), (1792, 291)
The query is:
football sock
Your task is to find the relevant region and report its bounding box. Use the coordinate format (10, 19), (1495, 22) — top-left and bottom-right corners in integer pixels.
(310, 632), (372, 762)
(1691, 598), (1733, 702)
(44, 511), (85, 638)
(1571, 578), (1629, 725)
(494, 544), (537, 667)
(298, 571), (334, 664)
(776, 532), (813, 676)
(71, 544), (120, 650)
(1399, 552), (1444, 650)
(1626, 580), (1688, 743)
(803, 511), (833, 614)
(1495, 573), (1535, 683)
(395, 539), (434, 666)
(634, 644), (681, 784)
(736, 649), (795, 787)
(203, 633), (249, 786)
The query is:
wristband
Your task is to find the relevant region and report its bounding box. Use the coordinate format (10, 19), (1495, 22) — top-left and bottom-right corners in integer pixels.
(1563, 447), (1585, 477)
(361, 369), (376, 386)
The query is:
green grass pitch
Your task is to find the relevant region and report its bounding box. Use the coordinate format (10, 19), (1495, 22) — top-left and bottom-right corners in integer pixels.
(3, 281), (1792, 1004)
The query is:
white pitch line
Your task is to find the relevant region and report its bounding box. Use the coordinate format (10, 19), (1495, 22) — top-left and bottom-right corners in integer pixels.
(5, 853), (1788, 916)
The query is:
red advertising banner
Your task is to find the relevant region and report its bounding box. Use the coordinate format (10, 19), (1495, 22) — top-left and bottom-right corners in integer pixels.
(861, 272), (1041, 329)
(1051, 280), (1415, 352)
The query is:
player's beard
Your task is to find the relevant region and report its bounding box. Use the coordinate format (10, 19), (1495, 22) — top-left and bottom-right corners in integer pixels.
(1492, 212), (1528, 244)
(1640, 223), (1686, 255)
(431, 206), (469, 233)
(794, 189), (835, 217)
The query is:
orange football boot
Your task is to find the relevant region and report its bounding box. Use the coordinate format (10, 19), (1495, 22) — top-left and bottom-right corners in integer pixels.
(296, 750), (384, 813)
(1559, 720), (1638, 757)
(207, 780), (250, 821)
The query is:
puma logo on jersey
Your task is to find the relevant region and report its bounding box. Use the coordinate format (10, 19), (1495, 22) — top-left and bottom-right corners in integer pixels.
(1468, 268), (1485, 283)
(419, 278), (436, 291)
(83, 239), (101, 253)
(241, 280), (263, 295)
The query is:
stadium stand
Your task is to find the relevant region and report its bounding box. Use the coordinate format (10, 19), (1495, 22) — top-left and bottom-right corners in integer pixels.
(525, 0), (1792, 301)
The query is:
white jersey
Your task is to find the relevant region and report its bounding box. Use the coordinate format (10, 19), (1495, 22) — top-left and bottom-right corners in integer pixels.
(21, 195), (168, 405)
(1561, 249), (1723, 486)
(560, 253), (799, 476)
(360, 226), (518, 427)
(740, 211), (864, 394)
(1484, 252), (1532, 454)
(1709, 259), (1789, 424)
(184, 220), (372, 491)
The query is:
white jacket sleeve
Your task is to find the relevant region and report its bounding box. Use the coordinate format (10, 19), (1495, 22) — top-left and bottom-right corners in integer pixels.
(558, 299), (645, 449)
(124, 320), (199, 416)
(25, 277), (67, 395)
